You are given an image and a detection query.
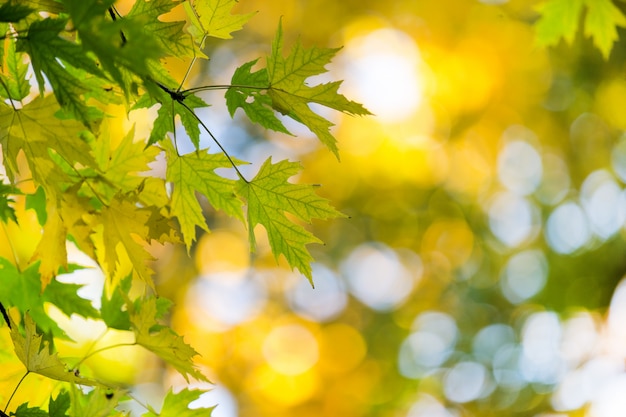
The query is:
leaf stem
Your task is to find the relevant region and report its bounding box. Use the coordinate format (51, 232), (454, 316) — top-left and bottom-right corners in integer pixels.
(177, 99), (248, 182)
(72, 342), (138, 369)
(3, 371), (29, 414)
(182, 84), (267, 94)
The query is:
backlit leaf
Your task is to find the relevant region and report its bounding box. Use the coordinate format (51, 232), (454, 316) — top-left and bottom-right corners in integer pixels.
(87, 197), (154, 284)
(131, 297), (206, 381)
(0, 37), (30, 101)
(16, 18), (104, 126)
(164, 140), (243, 250)
(127, 0), (195, 58)
(227, 21), (371, 158)
(142, 388), (214, 417)
(534, 0), (584, 47)
(0, 95), (94, 189)
(10, 314), (101, 386)
(186, 0), (255, 41)
(236, 158), (344, 281)
(583, 0), (626, 58)
(0, 258), (98, 337)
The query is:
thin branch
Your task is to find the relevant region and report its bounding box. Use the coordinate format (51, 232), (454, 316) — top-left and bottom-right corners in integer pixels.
(72, 342), (138, 369)
(181, 84), (267, 94)
(177, 99), (248, 182)
(3, 371), (29, 413)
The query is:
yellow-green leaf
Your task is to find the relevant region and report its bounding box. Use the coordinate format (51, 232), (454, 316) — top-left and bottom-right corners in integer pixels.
(10, 313), (101, 386)
(164, 140), (243, 250)
(534, 0), (584, 47)
(87, 198), (154, 284)
(142, 389), (214, 417)
(236, 158), (344, 282)
(583, 0), (626, 58)
(187, 0), (255, 41)
(131, 297), (206, 382)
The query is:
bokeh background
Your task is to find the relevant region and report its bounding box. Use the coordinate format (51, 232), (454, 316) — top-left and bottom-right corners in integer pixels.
(8, 0), (626, 416)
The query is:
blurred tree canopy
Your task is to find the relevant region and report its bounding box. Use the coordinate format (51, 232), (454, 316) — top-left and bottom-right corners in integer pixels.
(3, 0), (626, 417)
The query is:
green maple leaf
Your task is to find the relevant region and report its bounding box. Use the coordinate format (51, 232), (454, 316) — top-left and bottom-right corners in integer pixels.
(101, 274), (132, 331)
(164, 140), (243, 249)
(143, 389), (214, 417)
(69, 386), (125, 417)
(10, 314), (101, 386)
(0, 258), (98, 337)
(236, 158), (344, 282)
(583, 0), (626, 58)
(534, 0), (626, 58)
(62, 0), (163, 93)
(127, 0), (195, 59)
(225, 59), (290, 133)
(131, 297), (206, 382)
(227, 21), (371, 158)
(0, 37), (30, 101)
(186, 0), (255, 41)
(0, 182), (19, 223)
(134, 83), (208, 148)
(49, 390), (70, 417)
(12, 392), (71, 417)
(534, 0), (584, 47)
(0, 2), (34, 22)
(0, 95), (95, 188)
(11, 403), (48, 417)
(17, 18), (104, 126)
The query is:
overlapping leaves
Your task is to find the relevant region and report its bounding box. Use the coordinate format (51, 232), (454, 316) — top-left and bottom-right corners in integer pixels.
(226, 21), (371, 158)
(0, 0), (366, 415)
(535, 0), (626, 58)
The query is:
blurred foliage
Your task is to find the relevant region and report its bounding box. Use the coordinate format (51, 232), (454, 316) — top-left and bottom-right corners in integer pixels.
(156, 0), (626, 416)
(5, 0), (626, 416)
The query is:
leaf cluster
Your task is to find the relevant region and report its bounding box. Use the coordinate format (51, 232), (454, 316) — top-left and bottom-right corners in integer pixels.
(534, 0), (626, 58)
(0, 0), (368, 414)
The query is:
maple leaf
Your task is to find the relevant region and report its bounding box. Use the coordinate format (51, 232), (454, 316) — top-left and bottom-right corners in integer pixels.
(16, 18), (104, 126)
(0, 2), (34, 22)
(70, 386), (126, 417)
(236, 158), (344, 282)
(0, 258), (98, 337)
(534, 0), (584, 47)
(224, 59), (290, 133)
(0, 37), (30, 101)
(63, 0), (163, 93)
(127, 0), (195, 59)
(226, 21), (371, 158)
(134, 82), (209, 148)
(0, 182), (19, 223)
(11, 403), (47, 417)
(92, 126), (160, 197)
(534, 0), (626, 58)
(10, 314), (102, 386)
(143, 389), (214, 417)
(30, 201), (67, 287)
(87, 197), (154, 284)
(49, 390), (71, 417)
(131, 297), (207, 382)
(164, 140), (243, 249)
(583, 0), (626, 58)
(0, 95), (95, 188)
(186, 0), (255, 41)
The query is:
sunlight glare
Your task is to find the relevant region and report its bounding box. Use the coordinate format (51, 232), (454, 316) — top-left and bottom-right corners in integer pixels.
(340, 28), (424, 123)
